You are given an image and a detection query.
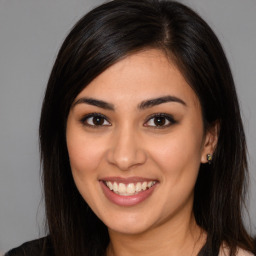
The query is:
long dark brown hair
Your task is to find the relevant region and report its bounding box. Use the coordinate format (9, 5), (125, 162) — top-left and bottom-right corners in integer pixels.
(39, 0), (255, 255)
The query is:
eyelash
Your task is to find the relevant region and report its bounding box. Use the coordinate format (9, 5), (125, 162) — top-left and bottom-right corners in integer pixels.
(144, 113), (177, 129)
(80, 113), (111, 128)
(80, 113), (177, 128)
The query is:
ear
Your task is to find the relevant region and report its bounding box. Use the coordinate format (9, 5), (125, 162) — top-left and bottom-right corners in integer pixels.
(201, 121), (219, 163)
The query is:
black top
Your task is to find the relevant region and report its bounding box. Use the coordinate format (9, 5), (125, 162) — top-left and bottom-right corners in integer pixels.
(5, 237), (54, 256)
(5, 236), (256, 256)
(4, 236), (220, 256)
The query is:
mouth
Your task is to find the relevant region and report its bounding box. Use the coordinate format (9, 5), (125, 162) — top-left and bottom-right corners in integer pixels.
(99, 177), (158, 206)
(104, 180), (157, 196)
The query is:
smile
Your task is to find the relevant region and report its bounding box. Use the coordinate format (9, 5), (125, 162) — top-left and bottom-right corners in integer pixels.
(104, 181), (156, 196)
(100, 177), (158, 206)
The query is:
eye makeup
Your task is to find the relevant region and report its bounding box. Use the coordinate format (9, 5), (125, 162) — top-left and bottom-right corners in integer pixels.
(144, 113), (177, 129)
(79, 111), (178, 130)
(80, 112), (111, 128)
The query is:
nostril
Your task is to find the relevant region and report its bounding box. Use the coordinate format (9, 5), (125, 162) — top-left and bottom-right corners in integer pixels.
(106, 147), (147, 171)
(105, 129), (147, 170)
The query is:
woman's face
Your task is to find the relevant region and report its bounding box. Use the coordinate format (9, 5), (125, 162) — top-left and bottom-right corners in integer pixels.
(66, 49), (215, 235)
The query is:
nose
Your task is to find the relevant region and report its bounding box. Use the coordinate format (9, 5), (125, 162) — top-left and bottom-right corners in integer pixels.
(106, 126), (147, 171)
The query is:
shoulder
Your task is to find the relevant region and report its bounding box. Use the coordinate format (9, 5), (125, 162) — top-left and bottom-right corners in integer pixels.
(219, 245), (255, 256)
(235, 248), (255, 256)
(5, 236), (54, 256)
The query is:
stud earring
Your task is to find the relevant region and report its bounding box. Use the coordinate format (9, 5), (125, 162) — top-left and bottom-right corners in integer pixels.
(207, 154), (212, 164)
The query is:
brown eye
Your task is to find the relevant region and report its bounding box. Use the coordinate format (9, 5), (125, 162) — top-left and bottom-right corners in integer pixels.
(91, 116), (105, 125)
(145, 114), (176, 128)
(153, 116), (167, 126)
(81, 113), (111, 127)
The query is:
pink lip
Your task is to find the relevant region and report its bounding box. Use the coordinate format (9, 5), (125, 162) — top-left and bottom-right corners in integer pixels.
(99, 178), (158, 207)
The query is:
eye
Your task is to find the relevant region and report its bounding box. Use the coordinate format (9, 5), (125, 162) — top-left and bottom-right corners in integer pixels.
(144, 113), (176, 128)
(81, 113), (111, 127)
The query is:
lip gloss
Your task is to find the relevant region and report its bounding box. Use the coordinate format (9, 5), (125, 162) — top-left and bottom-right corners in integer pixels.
(100, 180), (157, 207)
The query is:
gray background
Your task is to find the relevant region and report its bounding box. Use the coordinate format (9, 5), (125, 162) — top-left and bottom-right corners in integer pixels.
(0, 0), (255, 253)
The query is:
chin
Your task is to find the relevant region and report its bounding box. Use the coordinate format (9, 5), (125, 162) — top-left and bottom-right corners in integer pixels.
(102, 211), (158, 235)
(108, 223), (152, 235)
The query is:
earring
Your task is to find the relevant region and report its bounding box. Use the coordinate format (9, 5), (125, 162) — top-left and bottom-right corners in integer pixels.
(207, 154), (212, 164)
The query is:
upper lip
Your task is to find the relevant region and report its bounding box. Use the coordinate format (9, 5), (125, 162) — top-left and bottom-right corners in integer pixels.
(99, 176), (158, 184)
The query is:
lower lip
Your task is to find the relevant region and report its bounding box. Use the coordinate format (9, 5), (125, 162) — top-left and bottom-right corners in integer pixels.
(100, 181), (157, 207)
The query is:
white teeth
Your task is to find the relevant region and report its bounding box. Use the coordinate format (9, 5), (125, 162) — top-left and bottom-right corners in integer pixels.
(113, 182), (118, 192)
(142, 181), (147, 191)
(105, 180), (156, 196)
(127, 183), (135, 194)
(135, 182), (142, 192)
(106, 181), (113, 190)
(119, 183), (126, 194)
(147, 181), (153, 188)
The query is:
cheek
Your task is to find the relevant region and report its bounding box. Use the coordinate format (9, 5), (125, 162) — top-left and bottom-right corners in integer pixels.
(66, 129), (104, 180)
(66, 131), (106, 207)
(147, 129), (203, 218)
(148, 126), (203, 182)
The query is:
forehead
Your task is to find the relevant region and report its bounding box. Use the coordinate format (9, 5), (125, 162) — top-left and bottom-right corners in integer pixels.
(76, 49), (200, 108)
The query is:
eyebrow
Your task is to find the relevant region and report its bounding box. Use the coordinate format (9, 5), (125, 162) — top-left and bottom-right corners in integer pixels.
(72, 97), (115, 110)
(72, 95), (186, 111)
(138, 95), (186, 109)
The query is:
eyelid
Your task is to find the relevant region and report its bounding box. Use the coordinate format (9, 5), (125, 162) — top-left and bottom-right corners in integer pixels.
(79, 112), (176, 129)
(144, 113), (177, 128)
(80, 112), (111, 127)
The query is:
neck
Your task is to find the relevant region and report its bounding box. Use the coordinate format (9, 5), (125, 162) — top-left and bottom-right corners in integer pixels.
(106, 214), (206, 256)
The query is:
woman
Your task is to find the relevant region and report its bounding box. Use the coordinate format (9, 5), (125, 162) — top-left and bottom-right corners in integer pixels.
(6, 0), (255, 255)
